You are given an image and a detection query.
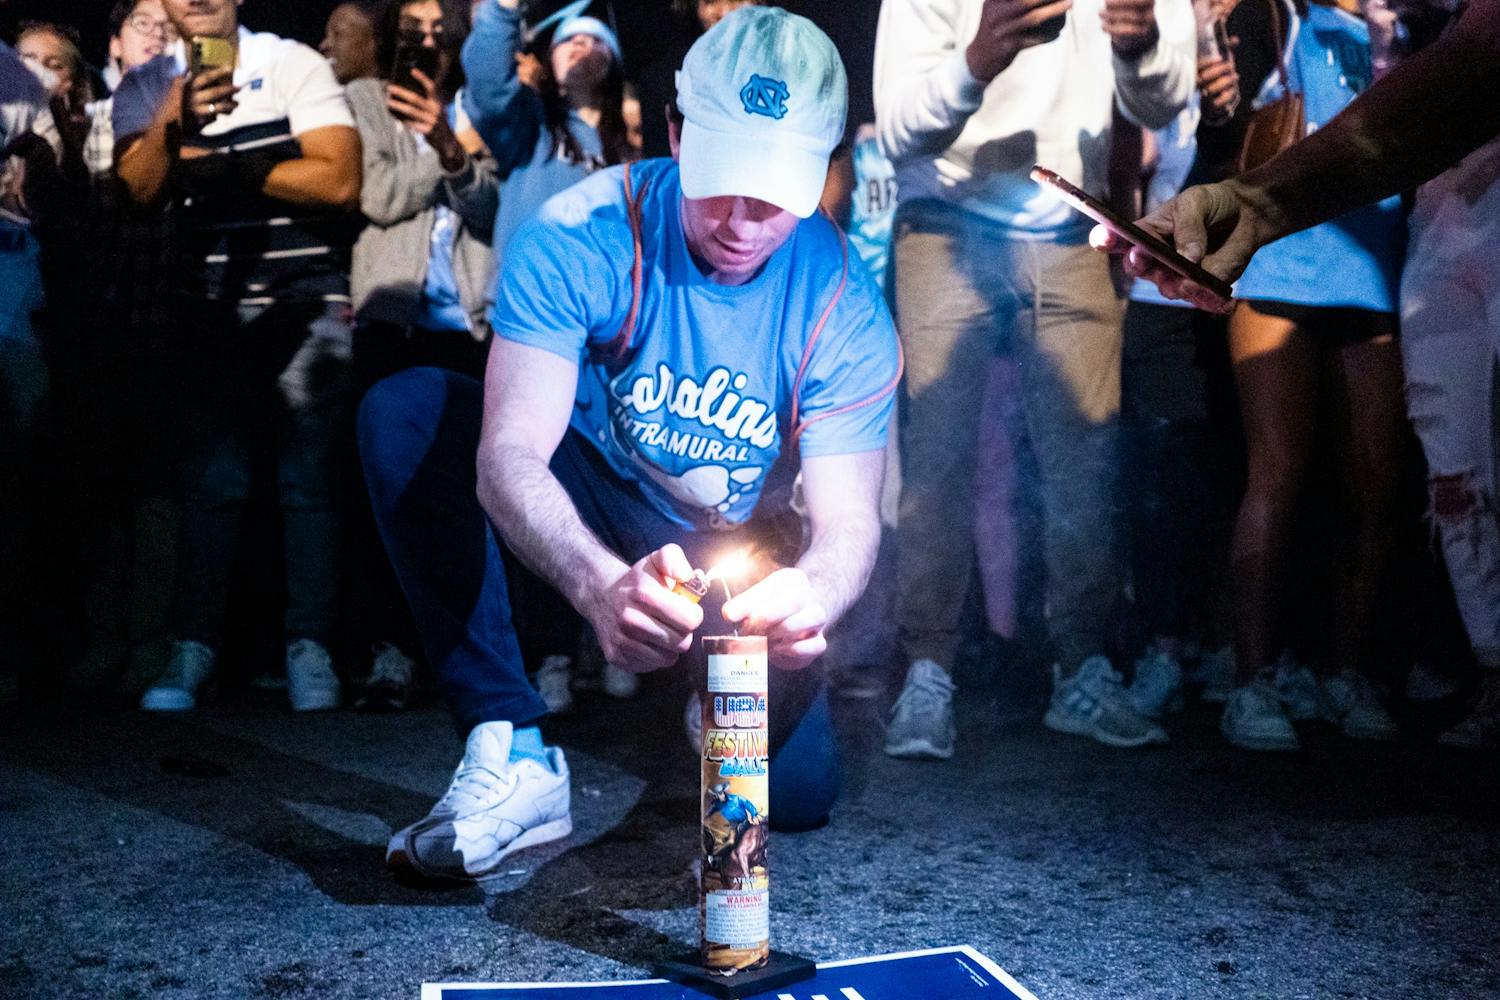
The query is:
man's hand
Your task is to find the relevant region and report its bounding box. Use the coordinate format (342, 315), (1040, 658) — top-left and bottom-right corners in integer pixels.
(966, 0), (1073, 84)
(582, 544), (705, 674)
(1101, 0), (1160, 58)
(1090, 179), (1277, 310)
(182, 66), (239, 134)
(721, 568), (829, 671)
(387, 67), (466, 172)
(1197, 55), (1240, 119)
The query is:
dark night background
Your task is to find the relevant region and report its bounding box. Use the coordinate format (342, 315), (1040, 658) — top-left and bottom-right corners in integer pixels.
(0, 0), (881, 157)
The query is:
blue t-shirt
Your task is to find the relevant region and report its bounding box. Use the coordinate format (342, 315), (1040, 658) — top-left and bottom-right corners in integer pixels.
(1235, 2), (1405, 311)
(492, 159), (900, 531)
(848, 135), (897, 291)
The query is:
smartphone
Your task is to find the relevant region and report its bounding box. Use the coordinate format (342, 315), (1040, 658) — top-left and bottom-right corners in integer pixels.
(189, 35), (235, 76)
(391, 41), (441, 98)
(1030, 165), (1235, 310)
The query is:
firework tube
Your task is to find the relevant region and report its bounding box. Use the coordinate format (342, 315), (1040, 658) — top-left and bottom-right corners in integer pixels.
(699, 634), (770, 973)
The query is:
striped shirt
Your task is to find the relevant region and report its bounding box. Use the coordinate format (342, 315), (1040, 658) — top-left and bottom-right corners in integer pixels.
(112, 26), (357, 305)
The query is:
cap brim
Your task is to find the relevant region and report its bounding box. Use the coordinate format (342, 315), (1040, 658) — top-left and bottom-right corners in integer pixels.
(678, 118), (828, 219)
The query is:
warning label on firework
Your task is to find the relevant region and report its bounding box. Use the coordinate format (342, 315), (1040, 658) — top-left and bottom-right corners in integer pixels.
(707, 653), (766, 692)
(704, 889), (770, 949)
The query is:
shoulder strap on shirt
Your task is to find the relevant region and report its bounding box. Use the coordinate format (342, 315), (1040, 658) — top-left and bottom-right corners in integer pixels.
(788, 210), (905, 443)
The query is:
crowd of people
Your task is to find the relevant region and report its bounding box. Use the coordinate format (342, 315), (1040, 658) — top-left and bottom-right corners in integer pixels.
(1, 0), (1496, 881)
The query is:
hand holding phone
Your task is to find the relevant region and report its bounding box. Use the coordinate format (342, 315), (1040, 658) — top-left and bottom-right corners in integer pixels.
(966, 0), (1073, 83)
(1032, 165), (1236, 313)
(184, 36), (238, 131)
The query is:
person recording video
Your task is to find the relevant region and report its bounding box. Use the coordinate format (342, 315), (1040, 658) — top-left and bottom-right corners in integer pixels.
(112, 0), (363, 716)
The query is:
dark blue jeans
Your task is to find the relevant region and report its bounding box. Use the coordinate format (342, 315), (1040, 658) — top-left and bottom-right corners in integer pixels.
(173, 301), (352, 647)
(357, 367), (838, 831)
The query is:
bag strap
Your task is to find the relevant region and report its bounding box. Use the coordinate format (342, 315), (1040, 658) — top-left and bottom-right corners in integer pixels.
(1267, 0), (1293, 90)
(598, 161), (650, 360)
(788, 212), (905, 443)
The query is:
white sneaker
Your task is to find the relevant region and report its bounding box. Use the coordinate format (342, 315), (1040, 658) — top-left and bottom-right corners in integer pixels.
(684, 690), (704, 754)
(1272, 653), (1320, 721)
(884, 659), (957, 760)
(286, 639), (340, 712)
(140, 640), (215, 712)
(387, 721), (572, 880)
(1127, 648), (1184, 719)
(535, 655), (575, 714)
(1319, 670), (1397, 741)
(1195, 645), (1235, 704)
(602, 662), (640, 699)
(1045, 656), (1168, 748)
(1221, 678), (1300, 751)
(356, 641), (415, 713)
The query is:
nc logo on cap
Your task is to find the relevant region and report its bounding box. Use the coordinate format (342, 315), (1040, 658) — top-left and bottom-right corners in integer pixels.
(739, 74), (789, 120)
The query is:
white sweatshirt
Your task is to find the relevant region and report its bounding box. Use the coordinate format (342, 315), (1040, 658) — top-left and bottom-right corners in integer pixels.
(875, 0), (1195, 237)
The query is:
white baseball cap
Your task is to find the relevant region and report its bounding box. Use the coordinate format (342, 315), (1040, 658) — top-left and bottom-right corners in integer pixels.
(674, 6), (847, 219)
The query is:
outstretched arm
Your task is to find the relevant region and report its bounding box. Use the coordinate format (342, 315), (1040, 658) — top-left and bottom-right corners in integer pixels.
(1098, 0), (1500, 306)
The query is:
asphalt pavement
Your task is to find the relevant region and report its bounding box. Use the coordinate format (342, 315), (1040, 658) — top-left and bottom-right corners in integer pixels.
(2, 674), (1497, 999)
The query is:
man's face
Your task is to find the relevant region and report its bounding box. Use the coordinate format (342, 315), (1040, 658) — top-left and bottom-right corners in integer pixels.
(320, 3), (377, 84)
(162, 0), (240, 41)
(114, 0), (177, 74)
(669, 116), (801, 285)
(678, 193), (799, 286)
(549, 32), (611, 94)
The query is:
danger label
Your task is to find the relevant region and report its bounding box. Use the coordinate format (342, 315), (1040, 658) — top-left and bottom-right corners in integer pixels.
(708, 653), (767, 693)
(704, 889), (769, 948)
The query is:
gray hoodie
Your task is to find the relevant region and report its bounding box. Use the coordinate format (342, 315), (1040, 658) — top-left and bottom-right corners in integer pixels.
(346, 78), (498, 336)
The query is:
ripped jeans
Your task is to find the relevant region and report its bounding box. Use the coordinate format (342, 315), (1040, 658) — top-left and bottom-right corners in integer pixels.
(1401, 253), (1500, 668)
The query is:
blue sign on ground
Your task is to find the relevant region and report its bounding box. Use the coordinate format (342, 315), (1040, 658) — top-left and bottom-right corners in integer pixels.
(423, 946), (1038, 1000)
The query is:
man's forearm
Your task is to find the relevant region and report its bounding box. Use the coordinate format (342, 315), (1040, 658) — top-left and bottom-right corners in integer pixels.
(1240, 3), (1500, 239)
(477, 443), (625, 610)
(116, 122), (177, 205)
(796, 513), (881, 629)
(262, 156), (360, 209)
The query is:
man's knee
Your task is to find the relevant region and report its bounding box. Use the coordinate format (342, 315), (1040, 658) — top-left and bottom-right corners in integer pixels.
(356, 367), (453, 490)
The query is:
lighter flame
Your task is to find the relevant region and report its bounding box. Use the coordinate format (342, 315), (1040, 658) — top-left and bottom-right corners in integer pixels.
(705, 549), (750, 583)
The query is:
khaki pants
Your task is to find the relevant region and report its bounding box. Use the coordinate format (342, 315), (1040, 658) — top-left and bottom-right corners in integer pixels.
(892, 202), (1123, 675)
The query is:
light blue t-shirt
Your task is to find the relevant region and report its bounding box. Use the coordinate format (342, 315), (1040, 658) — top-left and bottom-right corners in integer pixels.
(1235, 2), (1404, 311)
(492, 159), (901, 531)
(417, 106), (469, 333)
(1130, 100), (1200, 310)
(848, 135), (897, 291)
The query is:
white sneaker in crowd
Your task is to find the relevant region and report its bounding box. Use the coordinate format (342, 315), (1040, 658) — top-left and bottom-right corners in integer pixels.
(1221, 677), (1300, 751)
(1319, 670), (1398, 741)
(1127, 648), (1184, 720)
(1439, 674), (1500, 750)
(140, 639), (216, 712)
(1045, 655), (1168, 748)
(356, 641), (415, 713)
(883, 658), (957, 760)
(602, 663), (640, 699)
(1272, 653), (1320, 721)
(1195, 645), (1235, 704)
(286, 638), (340, 712)
(535, 654), (575, 715)
(387, 720), (572, 880)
